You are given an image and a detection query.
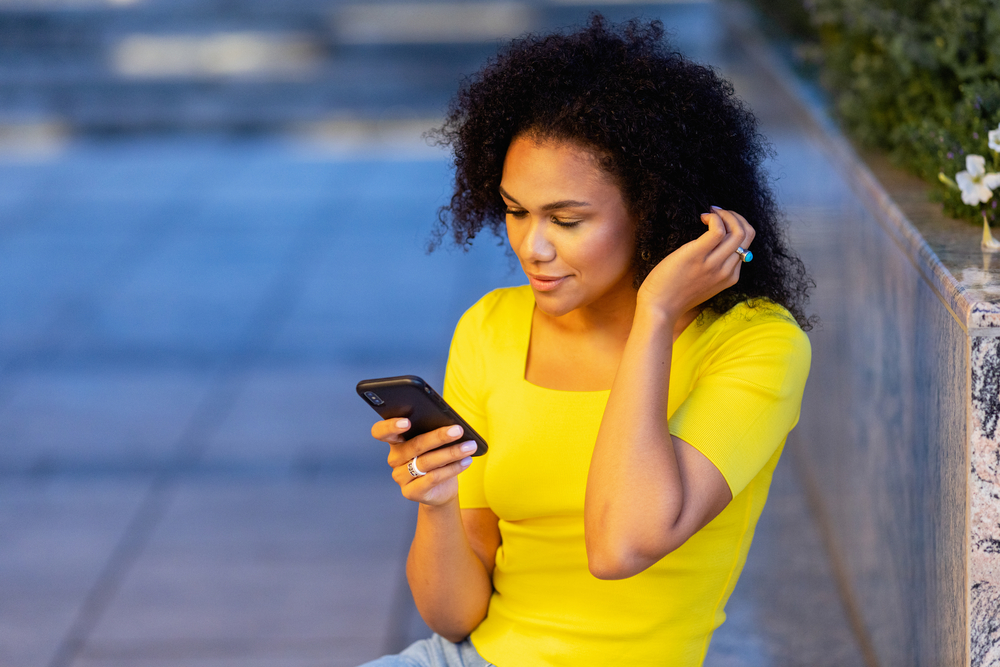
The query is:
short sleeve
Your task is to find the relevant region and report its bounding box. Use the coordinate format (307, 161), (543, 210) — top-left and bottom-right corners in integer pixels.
(669, 316), (811, 497)
(443, 303), (491, 509)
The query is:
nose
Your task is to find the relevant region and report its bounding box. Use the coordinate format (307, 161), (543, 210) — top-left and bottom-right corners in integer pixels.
(517, 217), (556, 264)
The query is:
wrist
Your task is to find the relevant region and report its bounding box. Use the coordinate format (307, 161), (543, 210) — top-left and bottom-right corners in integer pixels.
(419, 495), (461, 514)
(633, 299), (679, 333)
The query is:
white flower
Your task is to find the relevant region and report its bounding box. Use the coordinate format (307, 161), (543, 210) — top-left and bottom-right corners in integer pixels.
(956, 154), (1000, 205)
(990, 123), (1000, 153)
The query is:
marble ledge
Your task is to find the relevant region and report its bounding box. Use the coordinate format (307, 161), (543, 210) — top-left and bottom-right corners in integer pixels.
(800, 81), (1000, 667)
(802, 122), (1000, 333)
(971, 338), (1000, 666)
(791, 84), (1000, 667)
(730, 4), (1000, 334)
(816, 121), (1000, 667)
(726, 8), (1000, 665)
(855, 150), (1000, 333)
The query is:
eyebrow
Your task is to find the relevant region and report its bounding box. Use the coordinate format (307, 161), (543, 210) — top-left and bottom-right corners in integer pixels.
(499, 186), (591, 211)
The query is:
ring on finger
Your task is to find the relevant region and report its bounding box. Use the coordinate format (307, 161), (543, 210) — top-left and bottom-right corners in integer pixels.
(735, 246), (753, 263)
(407, 456), (426, 478)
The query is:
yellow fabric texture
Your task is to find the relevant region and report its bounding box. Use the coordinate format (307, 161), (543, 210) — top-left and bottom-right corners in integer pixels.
(444, 286), (811, 667)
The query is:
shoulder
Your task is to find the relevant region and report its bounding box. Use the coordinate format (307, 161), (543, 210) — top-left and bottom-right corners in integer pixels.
(704, 300), (810, 354)
(454, 285), (533, 334)
(694, 300), (811, 387)
(448, 285), (532, 367)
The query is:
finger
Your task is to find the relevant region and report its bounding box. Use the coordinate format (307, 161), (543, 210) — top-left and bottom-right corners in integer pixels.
(392, 458), (422, 486)
(697, 210), (727, 244)
(707, 206), (734, 235)
(727, 210), (755, 248)
(708, 241), (749, 273)
(371, 418), (411, 444)
(392, 440), (476, 486)
(685, 212), (727, 259)
(712, 208), (756, 249)
(703, 238), (747, 281)
(730, 210), (750, 229)
(705, 214), (749, 262)
(712, 206), (753, 240)
(741, 217), (756, 248)
(700, 210), (725, 230)
(417, 439), (479, 473)
(386, 423), (465, 467)
(399, 457), (474, 500)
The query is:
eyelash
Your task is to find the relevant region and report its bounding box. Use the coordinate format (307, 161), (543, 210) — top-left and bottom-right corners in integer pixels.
(504, 209), (580, 228)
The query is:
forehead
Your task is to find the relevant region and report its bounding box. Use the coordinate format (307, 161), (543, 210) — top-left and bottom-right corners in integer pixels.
(500, 136), (619, 199)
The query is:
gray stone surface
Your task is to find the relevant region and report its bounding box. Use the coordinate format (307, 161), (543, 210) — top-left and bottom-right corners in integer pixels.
(78, 477), (415, 666)
(727, 12), (974, 665)
(0, 370), (214, 474)
(0, 480), (152, 667)
(704, 445), (867, 667)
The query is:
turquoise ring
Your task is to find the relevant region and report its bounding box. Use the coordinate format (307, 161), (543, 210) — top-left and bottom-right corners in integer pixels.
(736, 247), (753, 263)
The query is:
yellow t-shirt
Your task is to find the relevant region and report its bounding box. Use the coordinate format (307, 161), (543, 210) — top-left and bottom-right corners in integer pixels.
(445, 286), (811, 667)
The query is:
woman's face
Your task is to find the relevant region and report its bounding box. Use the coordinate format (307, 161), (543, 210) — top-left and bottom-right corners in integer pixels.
(500, 135), (636, 318)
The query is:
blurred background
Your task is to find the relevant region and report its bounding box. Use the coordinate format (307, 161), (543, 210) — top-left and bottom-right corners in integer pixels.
(0, 1), (869, 666)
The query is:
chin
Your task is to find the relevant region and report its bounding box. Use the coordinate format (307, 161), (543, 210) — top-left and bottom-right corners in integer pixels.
(531, 290), (579, 317)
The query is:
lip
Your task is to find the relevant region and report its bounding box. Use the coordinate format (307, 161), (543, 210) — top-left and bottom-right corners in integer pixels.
(526, 273), (568, 292)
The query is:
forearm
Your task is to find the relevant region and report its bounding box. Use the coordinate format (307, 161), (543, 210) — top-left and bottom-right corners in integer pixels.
(585, 307), (684, 578)
(406, 499), (493, 642)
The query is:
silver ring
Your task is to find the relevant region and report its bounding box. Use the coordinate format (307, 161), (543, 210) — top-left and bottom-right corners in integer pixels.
(736, 247), (753, 263)
(407, 456), (426, 478)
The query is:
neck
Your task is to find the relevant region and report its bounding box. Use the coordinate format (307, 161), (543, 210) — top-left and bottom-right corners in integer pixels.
(539, 288), (699, 344)
(543, 285), (637, 339)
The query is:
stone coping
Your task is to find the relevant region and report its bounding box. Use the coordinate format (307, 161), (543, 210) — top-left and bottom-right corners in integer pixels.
(724, 5), (1000, 664)
(724, 4), (1000, 335)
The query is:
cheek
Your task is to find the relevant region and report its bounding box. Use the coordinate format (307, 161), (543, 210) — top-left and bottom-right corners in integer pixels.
(504, 219), (521, 252)
(580, 226), (633, 275)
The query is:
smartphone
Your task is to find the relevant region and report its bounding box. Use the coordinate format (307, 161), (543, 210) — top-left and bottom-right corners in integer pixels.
(356, 375), (488, 456)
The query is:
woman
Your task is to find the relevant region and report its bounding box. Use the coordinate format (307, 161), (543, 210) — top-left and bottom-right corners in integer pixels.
(363, 15), (812, 667)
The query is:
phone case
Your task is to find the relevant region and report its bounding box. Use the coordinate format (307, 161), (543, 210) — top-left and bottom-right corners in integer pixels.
(356, 375), (488, 456)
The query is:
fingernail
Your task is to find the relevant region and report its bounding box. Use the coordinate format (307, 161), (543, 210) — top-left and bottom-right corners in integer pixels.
(447, 425), (463, 437)
(711, 205), (722, 211)
(460, 457), (473, 467)
(395, 419), (409, 429)
(460, 441), (476, 453)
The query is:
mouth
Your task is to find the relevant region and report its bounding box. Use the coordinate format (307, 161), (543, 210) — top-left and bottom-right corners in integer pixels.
(526, 273), (568, 292)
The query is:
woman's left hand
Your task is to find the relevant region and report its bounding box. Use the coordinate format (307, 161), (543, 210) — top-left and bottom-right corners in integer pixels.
(636, 207), (754, 321)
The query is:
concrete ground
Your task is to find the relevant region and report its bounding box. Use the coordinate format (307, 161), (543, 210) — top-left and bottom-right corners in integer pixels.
(1, 2), (868, 666)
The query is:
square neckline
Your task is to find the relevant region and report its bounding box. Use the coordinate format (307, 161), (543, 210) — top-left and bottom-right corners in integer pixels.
(518, 290), (701, 393)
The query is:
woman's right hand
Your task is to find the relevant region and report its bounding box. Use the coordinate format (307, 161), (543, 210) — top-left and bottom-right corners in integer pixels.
(371, 419), (476, 506)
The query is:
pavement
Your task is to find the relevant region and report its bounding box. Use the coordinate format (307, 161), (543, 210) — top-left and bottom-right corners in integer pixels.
(1, 2), (868, 666)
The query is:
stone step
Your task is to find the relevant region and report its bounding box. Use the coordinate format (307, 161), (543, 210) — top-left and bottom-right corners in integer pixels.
(0, 0), (333, 51)
(0, 1), (719, 132)
(0, 45), (498, 131)
(0, 0), (523, 130)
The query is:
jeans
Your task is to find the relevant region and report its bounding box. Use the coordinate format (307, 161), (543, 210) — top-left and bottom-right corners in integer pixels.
(358, 634), (495, 667)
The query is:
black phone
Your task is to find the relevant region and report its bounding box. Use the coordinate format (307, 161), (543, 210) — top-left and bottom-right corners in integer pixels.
(356, 375), (488, 456)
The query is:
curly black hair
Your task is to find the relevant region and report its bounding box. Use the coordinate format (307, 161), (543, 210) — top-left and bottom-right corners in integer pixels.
(431, 14), (813, 329)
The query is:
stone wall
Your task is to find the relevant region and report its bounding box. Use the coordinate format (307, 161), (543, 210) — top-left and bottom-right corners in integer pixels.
(729, 6), (1000, 663)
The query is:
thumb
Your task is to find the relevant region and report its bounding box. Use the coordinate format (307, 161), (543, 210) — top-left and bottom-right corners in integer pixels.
(700, 211), (727, 243)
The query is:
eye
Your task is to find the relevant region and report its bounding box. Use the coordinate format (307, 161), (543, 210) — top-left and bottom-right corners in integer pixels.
(505, 208), (528, 219)
(551, 217), (581, 228)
